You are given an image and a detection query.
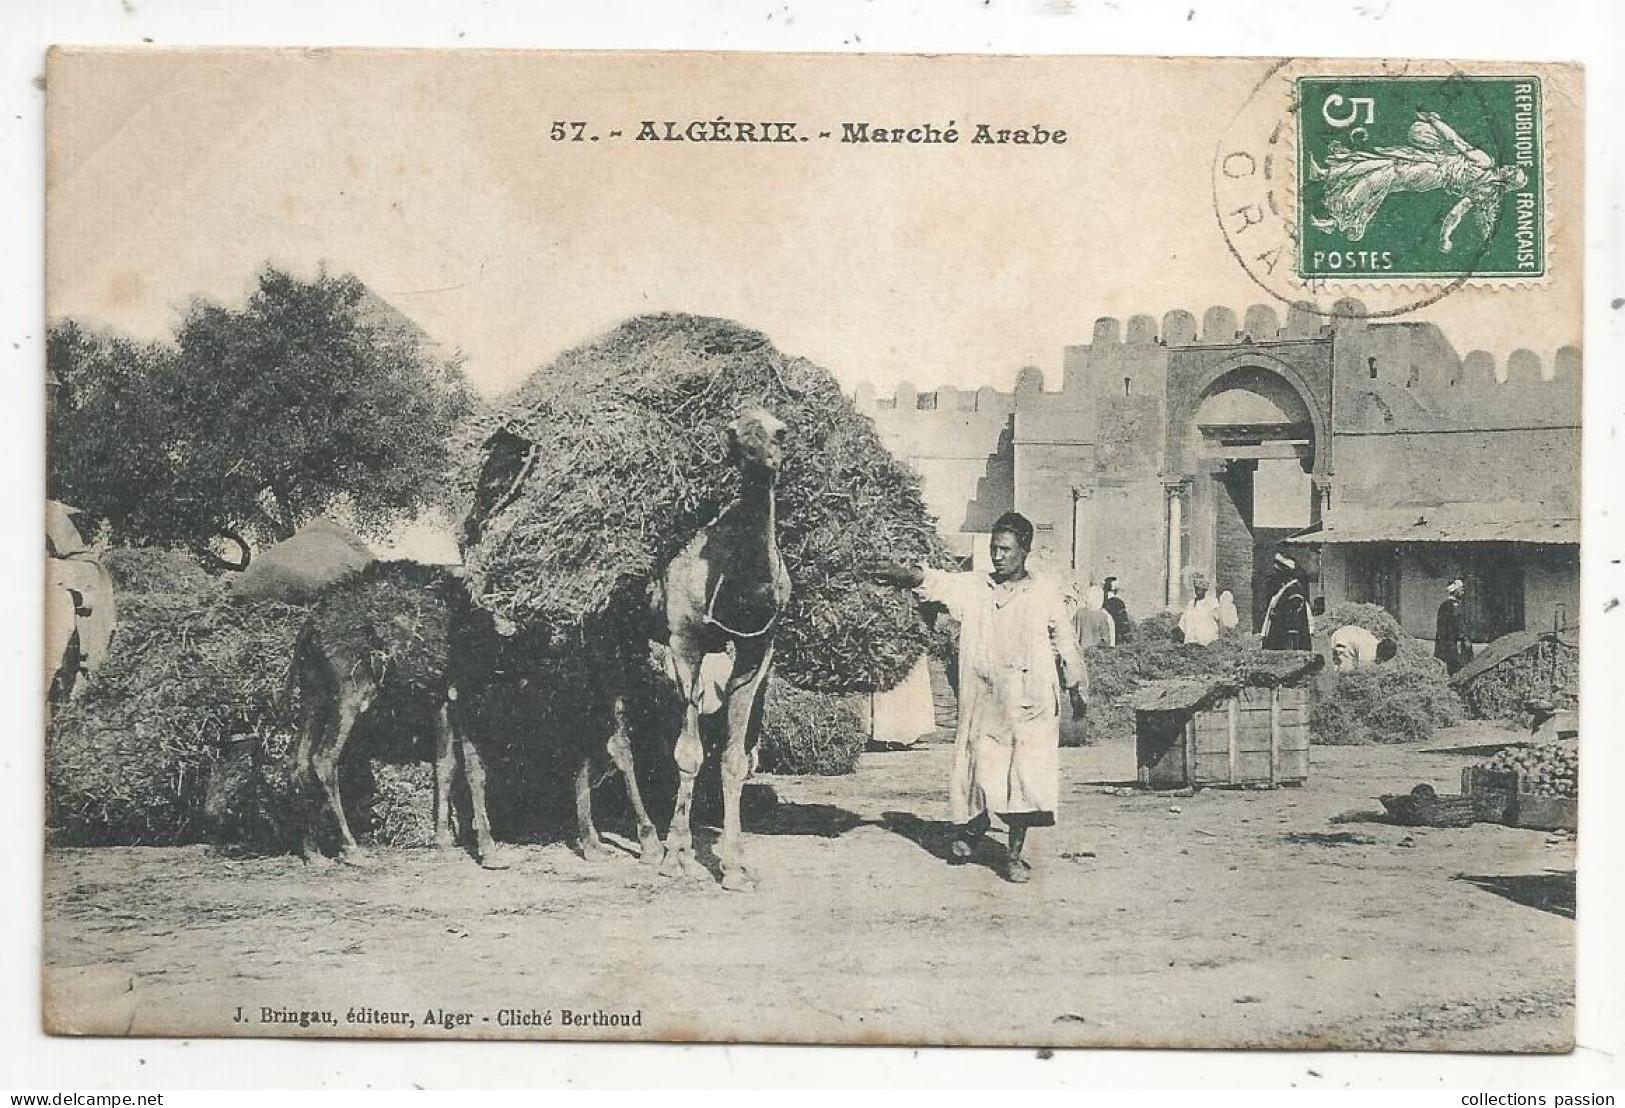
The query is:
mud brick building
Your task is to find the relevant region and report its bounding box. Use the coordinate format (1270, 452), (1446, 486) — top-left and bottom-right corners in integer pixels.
(856, 299), (1580, 645)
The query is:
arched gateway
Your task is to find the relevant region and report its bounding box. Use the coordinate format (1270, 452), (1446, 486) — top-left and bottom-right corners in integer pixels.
(1163, 350), (1333, 630)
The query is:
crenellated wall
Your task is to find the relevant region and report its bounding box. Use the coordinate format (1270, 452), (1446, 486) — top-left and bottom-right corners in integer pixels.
(855, 300), (1581, 616)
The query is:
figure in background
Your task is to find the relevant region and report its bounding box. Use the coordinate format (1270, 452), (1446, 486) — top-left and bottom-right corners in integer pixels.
(1330, 624), (1400, 671)
(1217, 589), (1240, 634)
(865, 511), (1088, 884)
(1072, 582), (1116, 649)
(1260, 553), (1313, 651)
(1434, 578), (1475, 675)
(1177, 573), (1223, 647)
(1102, 576), (1133, 644)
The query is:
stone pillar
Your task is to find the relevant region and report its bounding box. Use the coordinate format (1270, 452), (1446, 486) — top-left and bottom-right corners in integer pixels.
(1070, 484), (1094, 576)
(1163, 478), (1191, 608)
(1311, 474), (1334, 529)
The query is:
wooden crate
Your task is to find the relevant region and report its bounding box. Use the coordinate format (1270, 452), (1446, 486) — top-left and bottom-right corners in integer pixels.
(1461, 766), (1578, 832)
(1137, 684), (1311, 789)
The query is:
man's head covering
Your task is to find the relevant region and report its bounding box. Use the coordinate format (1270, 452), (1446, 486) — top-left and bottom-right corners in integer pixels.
(1273, 552), (1297, 571)
(1103, 575), (1119, 596)
(1446, 578), (1466, 597)
(1084, 583), (1105, 610)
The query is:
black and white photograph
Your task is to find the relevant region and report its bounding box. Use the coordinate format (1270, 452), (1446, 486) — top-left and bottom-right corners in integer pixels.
(22, 34), (1614, 1072)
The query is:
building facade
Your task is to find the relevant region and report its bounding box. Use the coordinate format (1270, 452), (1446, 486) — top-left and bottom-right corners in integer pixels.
(857, 299), (1580, 645)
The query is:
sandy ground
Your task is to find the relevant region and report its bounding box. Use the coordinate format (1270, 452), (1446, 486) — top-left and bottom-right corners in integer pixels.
(42, 723), (1575, 1050)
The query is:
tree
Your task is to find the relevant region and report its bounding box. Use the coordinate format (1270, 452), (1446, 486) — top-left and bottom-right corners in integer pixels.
(47, 267), (474, 569)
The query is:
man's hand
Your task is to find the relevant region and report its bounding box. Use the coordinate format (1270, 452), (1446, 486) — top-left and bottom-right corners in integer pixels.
(861, 561), (924, 589)
(1068, 686), (1088, 720)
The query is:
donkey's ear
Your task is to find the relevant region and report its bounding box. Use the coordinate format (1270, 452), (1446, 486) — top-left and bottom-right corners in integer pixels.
(724, 420), (742, 462)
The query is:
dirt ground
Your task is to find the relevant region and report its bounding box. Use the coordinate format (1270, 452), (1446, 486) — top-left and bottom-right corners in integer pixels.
(42, 722), (1575, 1051)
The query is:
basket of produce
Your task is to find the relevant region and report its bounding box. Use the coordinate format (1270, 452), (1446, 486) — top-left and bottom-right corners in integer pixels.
(1378, 783), (1478, 828)
(1461, 742), (1578, 832)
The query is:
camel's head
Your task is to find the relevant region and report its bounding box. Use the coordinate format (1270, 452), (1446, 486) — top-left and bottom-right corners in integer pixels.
(727, 408), (788, 475)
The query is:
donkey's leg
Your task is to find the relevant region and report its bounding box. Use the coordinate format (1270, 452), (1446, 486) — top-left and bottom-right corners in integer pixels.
(575, 756), (615, 860)
(319, 688), (372, 867)
(606, 695), (664, 864)
(431, 700), (459, 852)
(452, 703), (507, 869)
(293, 692), (334, 863)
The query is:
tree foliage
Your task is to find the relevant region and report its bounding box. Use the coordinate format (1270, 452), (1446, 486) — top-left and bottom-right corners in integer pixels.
(48, 267), (472, 567)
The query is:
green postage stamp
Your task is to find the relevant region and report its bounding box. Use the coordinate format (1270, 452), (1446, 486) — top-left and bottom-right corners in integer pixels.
(1297, 76), (1544, 279)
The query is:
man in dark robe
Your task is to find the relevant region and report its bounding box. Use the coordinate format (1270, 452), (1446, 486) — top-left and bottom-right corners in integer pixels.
(1434, 578), (1474, 674)
(1260, 552), (1313, 650)
(1101, 576), (1132, 644)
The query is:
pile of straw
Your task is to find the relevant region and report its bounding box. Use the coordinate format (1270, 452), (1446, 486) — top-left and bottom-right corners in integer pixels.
(1309, 603), (1460, 745)
(462, 314), (947, 694)
(756, 680), (869, 776)
(46, 585), (307, 845)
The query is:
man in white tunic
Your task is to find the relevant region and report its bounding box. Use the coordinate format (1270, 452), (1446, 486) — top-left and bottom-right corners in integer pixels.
(867, 512), (1087, 883)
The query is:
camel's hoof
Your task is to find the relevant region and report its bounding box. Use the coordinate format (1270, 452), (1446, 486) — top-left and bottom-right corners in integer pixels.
(720, 865), (758, 893)
(337, 848), (374, 869)
(659, 849), (709, 881)
(433, 831), (458, 852)
(580, 838), (618, 862)
(299, 850), (333, 867)
(476, 845), (513, 871)
(638, 832), (666, 866)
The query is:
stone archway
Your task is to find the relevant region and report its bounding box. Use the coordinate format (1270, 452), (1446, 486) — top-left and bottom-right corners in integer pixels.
(1165, 360), (1325, 627)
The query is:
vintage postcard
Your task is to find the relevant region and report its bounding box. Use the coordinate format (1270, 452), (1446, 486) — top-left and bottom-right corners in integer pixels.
(42, 50), (1582, 1049)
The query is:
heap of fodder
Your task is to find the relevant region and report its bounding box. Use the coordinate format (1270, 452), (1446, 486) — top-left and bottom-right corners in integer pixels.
(462, 314), (948, 695)
(1076, 617), (1280, 745)
(756, 679), (869, 776)
(100, 546), (213, 594)
(1309, 603), (1461, 745)
(46, 584), (308, 845)
(1315, 601), (1403, 641)
(1452, 627), (1578, 727)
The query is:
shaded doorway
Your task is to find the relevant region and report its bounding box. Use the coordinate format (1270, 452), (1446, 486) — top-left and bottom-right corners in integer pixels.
(1183, 365), (1320, 629)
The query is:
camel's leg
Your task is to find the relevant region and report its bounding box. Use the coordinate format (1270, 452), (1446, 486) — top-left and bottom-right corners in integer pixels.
(719, 657), (771, 892)
(453, 704), (508, 870)
(575, 756), (615, 861)
(431, 700), (459, 852)
(606, 695), (664, 865)
(317, 687), (373, 868)
(659, 658), (710, 880)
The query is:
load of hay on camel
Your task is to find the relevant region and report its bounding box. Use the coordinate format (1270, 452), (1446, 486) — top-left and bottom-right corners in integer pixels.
(461, 312), (947, 693)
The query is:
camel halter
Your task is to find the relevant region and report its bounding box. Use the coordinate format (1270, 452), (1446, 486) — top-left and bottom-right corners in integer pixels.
(702, 571), (781, 639)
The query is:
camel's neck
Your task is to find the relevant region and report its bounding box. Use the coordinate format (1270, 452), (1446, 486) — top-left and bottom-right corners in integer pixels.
(729, 465), (780, 575)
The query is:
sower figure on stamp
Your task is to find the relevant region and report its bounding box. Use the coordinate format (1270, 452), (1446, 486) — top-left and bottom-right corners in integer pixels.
(866, 511), (1087, 884)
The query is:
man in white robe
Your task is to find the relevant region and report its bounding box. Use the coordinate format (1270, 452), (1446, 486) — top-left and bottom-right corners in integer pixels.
(1177, 574), (1223, 647)
(867, 512), (1087, 883)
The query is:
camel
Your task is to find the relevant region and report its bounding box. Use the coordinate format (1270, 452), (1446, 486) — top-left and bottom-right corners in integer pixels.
(649, 408), (791, 890)
(291, 560), (505, 869)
